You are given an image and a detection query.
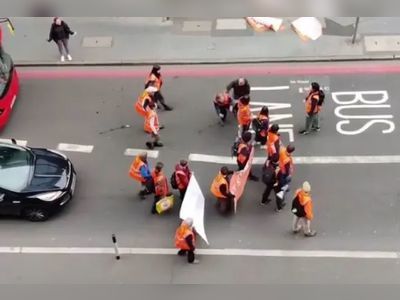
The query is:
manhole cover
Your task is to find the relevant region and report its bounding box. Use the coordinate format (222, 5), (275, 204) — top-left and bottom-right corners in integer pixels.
(82, 36), (113, 48)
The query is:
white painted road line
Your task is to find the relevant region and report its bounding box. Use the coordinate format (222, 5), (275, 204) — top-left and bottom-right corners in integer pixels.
(57, 143), (94, 153)
(0, 247), (397, 259)
(189, 154), (400, 165)
(251, 86), (290, 91)
(0, 139), (28, 146)
(124, 148), (159, 158)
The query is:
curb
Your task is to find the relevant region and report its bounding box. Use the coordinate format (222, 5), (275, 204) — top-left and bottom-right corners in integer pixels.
(14, 54), (400, 67)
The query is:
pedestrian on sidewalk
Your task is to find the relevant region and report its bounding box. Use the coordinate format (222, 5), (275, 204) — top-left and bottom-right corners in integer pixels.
(151, 162), (169, 214)
(172, 160), (192, 200)
(213, 92), (232, 126)
(275, 144), (295, 212)
(299, 82), (323, 135)
(266, 124), (281, 163)
(236, 131), (258, 181)
(291, 181), (317, 237)
(225, 77), (251, 116)
(261, 156), (279, 206)
(210, 166), (235, 214)
(128, 152), (153, 200)
(145, 65), (173, 111)
(253, 106), (269, 146)
(47, 17), (76, 62)
(144, 102), (163, 150)
(175, 218), (199, 264)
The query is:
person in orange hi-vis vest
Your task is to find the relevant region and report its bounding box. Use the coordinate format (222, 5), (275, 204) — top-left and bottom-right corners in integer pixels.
(144, 102), (163, 150)
(299, 82), (322, 135)
(174, 160), (192, 200)
(253, 106), (269, 146)
(266, 124), (281, 162)
(291, 181), (316, 237)
(210, 166), (235, 214)
(128, 152), (153, 199)
(236, 131), (258, 181)
(175, 218), (199, 264)
(145, 65), (173, 111)
(151, 162), (169, 214)
(135, 86), (157, 117)
(237, 95), (253, 137)
(275, 144), (296, 212)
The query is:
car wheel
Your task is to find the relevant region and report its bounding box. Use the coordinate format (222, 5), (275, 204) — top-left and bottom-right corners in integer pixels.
(23, 208), (49, 222)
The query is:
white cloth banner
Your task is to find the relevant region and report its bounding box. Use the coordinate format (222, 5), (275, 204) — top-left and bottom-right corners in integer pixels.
(179, 174), (209, 245)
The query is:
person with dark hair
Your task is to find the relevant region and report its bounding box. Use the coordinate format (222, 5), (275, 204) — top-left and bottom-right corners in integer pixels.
(266, 124), (281, 162)
(145, 65), (173, 111)
(151, 162), (169, 214)
(213, 92), (232, 126)
(253, 106), (270, 146)
(261, 156), (279, 205)
(210, 166), (235, 214)
(47, 17), (76, 62)
(299, 82), (322, 135)
(275, 143), (296, 212)
(237, 95), (252, 137)
(236, 131), (258, 181)
(128, 152), (153, 200)
(174, 160), (192, 200)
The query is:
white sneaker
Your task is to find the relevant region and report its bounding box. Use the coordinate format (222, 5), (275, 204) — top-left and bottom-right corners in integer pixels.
(60, 55), (65, 62)
(67, 54), (72, 61)
(191, 259), (200, 264)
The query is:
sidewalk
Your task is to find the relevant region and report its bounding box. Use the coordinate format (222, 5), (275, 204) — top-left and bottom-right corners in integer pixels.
(3, 17), (400, 65)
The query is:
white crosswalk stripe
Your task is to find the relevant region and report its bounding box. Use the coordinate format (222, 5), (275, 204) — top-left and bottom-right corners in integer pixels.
(57, 143), (94, 153)
(124, 148), (159, 158)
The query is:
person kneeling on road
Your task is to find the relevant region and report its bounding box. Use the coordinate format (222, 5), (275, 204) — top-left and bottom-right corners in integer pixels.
(237, 131), (259, 181)
(291, 181), (317, 237)
(145, 102), (163, 150)
(128, 152), (153, 200)
(175, 218), (199, 264)
(151, 162), (169, 214)
(210, 166), (235, 214)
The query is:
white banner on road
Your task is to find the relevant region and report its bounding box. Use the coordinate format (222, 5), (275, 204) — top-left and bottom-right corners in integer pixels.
(179, 175), (209, 245)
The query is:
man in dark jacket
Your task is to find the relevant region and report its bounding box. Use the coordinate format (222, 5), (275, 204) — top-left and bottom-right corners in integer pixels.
(48, 17), (76, 62)
(261, 157), (278, 205)
(226, 77), (251, 115)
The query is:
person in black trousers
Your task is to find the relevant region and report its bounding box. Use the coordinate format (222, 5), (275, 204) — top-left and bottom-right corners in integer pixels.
(48, 17), (76, 62)
(261, 157), (278, 205)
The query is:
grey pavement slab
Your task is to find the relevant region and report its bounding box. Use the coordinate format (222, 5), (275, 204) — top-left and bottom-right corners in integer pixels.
(0, 63), (400, 254)
(3, 18), (400, 65)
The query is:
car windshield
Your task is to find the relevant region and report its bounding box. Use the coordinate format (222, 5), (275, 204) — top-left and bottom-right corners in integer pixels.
(0, 50), (13, 98)
(0, 145), (33, 192)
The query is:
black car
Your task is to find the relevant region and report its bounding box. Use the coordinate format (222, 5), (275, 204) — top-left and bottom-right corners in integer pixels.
(0, 141), (76, 221)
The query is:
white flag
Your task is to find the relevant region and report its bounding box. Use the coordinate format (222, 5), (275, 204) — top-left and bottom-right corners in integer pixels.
(179, 174), (209, 245)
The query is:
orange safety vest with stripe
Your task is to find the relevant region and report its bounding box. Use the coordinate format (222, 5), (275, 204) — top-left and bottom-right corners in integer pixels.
(237, 102), (251, 126)
(296, 189), (314, 220)
(175, 223), (195, 250)
(145, 73), (163, 90)
(279, 147), (294, 176)
(210, 172), (229, 199)
(152, 170), (169, 197)
(128, 155), (147, 183)
(237, 143), (249, 165)
(267, 132), (280, 157)
(135, 91), (153, 117)
(144, 109), (159, 134)
(305, 91), (320, 114)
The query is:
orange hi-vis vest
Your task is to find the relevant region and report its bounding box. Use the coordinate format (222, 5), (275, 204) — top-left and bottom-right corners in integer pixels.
(144, 109), (159, 134)
(210, 172), (229, 199)
(135, 91), (152, 117)
(279, 147), (294, 176)
(129, 155), (147, 183)
(146, 73), (163, 90)
(237, 102), (251, 126)
(257, 114), (269, 137)
(152, 170), (169, 197)
(305, 91), (320, 114)
(267, 132), (280, 157)
(237, 143), (249, 165)
(296, 189), (314, 220)
(175, 223), (195, 250)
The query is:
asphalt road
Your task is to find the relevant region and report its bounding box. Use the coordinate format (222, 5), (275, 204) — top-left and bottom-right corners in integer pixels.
(1, 62), (400, 284)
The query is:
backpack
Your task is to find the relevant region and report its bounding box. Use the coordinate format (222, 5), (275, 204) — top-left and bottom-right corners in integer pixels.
(291, 196), (306, 217)
(262, 165), (275, 185)
(170, 172), (178, 189)
(231, 138), (241, 157)
(317, 90), (325, 106)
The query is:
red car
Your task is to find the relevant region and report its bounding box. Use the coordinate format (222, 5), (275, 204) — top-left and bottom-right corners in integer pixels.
(0, 50), (19, 131)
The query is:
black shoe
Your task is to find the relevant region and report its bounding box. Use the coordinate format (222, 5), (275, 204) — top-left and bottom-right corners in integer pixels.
(299, 130), (309, 135)
(151, 209), (157, 215)
(146, 142), (154, 150)
(261, 199), (271, 206)
(164, 106), (173, 111)
(159, 125), (165, 130)
(249, 175), (259, 182)
(154, 142), (164, 147)
(138, 190), (146, 200)
(177, 250), (186, 256)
